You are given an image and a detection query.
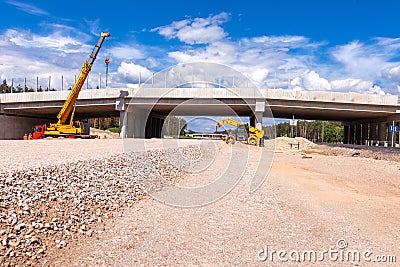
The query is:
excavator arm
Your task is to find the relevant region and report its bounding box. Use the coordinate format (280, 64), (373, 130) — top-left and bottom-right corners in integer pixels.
(57, 32), (110, 125)
(216, 118), (242, 129)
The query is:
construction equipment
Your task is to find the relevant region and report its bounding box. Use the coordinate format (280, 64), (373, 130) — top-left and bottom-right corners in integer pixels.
(216, 118), (264, 146)
(31, 32), (110, 139)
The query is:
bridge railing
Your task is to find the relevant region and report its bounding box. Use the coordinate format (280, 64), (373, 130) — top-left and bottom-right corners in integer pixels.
(263, 89), (398, 105)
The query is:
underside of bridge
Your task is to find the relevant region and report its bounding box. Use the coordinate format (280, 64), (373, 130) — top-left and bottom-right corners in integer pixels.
(117, 98), (400, 148)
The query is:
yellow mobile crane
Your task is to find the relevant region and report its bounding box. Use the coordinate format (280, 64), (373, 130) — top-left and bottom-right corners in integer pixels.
(216, 118), (264, 146)
(32, 32), (110, 139)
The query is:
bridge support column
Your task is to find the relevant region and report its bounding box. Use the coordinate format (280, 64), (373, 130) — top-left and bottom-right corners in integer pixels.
(349, 124), (355, 144)
(343, 125), (349, 144)
(249, 115), (255, 128)
(255, 101), (265, 147)
(362, 123), (369, 145)
(355, 124), (362, 145)
(378, 122), (387, 146)
(119, 111), (127, 138)
(388, 121), (397, 147)
(122, 108), (149, 138)
(370, 123), (377, 145)
(397, 121), (400, 147)
(116, 96), (128, 138)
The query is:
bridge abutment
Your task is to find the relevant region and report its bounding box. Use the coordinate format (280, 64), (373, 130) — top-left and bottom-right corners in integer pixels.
(0, 115), (49, 140)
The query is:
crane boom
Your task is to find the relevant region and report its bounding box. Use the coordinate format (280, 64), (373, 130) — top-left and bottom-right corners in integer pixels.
(57, 32), (110, 125)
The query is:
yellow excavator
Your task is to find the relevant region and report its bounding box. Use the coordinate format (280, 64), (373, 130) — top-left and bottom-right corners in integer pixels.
(31, 32), (110, 139)
(216, 118), (264, 146)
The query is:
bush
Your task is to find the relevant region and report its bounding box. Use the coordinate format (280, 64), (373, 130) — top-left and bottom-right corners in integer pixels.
(107, 127), (120, 133)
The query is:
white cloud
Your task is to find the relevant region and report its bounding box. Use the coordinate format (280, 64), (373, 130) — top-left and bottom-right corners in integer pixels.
(286, 70), (387, 94)
(381, 65), (400, 82)
(290, 70), (331, 91)
(330, 39), (400, 92)
(0, 27), (108, 89)
(152, 12), (229, 44)
(5, 0), (49, 16)
(111, 45), (145, 60)
(250, 68), (270, 84)
(331, 41), (386, 79)
(4, 29), (88, 53)
(330, 78), (384, 94)
(115, 62), (152, 86)
(84, 19), (102, 37)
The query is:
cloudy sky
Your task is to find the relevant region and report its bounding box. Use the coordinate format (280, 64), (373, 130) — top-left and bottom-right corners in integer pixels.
(1, 0), (400, 95)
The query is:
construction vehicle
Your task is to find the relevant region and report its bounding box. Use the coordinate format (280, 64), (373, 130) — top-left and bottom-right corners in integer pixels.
(216, 118), (264, 146)
(30, 32), (110, 139)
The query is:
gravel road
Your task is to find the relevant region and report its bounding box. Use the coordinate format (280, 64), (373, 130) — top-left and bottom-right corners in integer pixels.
(1, 139), (400, 266)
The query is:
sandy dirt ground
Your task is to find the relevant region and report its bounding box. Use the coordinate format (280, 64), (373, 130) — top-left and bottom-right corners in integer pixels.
(2, 139), (400, 266)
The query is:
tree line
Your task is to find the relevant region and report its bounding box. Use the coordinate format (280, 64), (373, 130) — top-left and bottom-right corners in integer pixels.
(90, 116), (188, 136)
(0, 79), (57, 93)
(264, 120), (344, 143)
(163, 116), (187, 136)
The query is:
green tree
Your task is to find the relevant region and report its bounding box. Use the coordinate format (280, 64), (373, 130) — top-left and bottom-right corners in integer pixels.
(15, 84), (23, 93)
(109, 117), (118, 128)
(271, 120), (343, 143)
(163, 116), (188, 136)
(0, 79), (10, 93)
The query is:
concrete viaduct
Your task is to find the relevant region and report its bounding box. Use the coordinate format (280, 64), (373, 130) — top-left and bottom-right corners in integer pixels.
(0, 87), (399, 146)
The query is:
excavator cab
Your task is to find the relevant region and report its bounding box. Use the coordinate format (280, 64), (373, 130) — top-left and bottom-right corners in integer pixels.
(236, 124), (249, 142)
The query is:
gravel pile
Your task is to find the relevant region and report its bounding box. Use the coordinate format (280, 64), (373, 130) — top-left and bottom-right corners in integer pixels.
(0, 145), (201, 266)
(313, 143), (400, 163)
(275, 137), (315, 151)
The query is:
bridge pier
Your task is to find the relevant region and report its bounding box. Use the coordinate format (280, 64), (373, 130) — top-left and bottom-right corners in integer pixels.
(370, 123), (377, 145)
(378, 122), (387, 146)
(343, 125), (349, 144)
(255, 101), (265, 147)
(349, 124), (355, 144)
(362, 123), (369, 145)
(355, 124), (362, 145)
(120, 108), (148, 138)
(388, 121), (400, 147)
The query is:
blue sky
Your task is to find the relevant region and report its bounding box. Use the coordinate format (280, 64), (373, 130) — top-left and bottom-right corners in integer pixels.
(1, 0), (400, 96)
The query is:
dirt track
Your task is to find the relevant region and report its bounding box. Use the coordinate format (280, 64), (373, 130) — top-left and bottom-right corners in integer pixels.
(1, 139), (400, 266)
